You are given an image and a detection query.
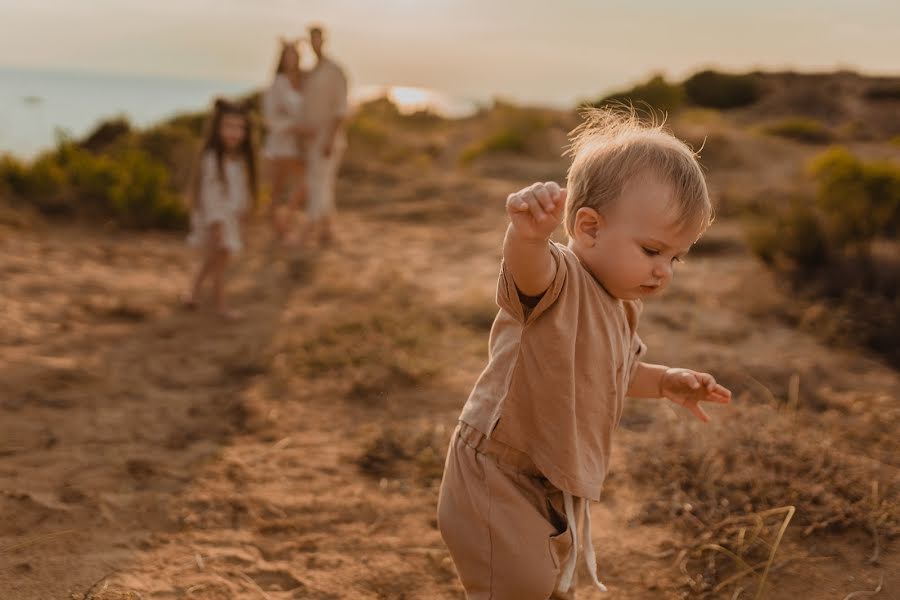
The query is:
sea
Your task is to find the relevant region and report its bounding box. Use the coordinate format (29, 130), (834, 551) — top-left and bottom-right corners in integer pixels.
(0, 66), (479, 159)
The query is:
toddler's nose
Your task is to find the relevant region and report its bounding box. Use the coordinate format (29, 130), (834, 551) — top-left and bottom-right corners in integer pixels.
(652, 262), (672, 282)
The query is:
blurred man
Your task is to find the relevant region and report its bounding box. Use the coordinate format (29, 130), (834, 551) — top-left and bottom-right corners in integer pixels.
(303, 24), (348, 247)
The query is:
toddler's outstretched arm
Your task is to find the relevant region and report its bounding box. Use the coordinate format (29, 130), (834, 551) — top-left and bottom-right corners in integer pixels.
(503, 182), (566, 296)
(628, 362), (732, 422)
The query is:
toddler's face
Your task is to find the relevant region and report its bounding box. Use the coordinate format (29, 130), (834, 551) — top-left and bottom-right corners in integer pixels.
(573, 173), (704, 301)
(219, 113), (247, 152)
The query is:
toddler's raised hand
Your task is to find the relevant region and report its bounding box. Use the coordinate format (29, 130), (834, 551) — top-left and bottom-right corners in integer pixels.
(660, 368), (732, 423)
(506, 182), (566, 241)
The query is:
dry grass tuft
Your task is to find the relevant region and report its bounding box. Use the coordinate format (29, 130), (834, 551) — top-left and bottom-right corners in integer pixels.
(630, 404), (898, 597)
(356, 422), (451, 487)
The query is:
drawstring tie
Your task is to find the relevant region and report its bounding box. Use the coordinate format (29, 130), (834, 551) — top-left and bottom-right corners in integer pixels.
(557, 491), (607, 593)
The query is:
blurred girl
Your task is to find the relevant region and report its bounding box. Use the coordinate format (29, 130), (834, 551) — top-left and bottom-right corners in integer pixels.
(262, 38), (308, 244)
(184, 99), (258, 319)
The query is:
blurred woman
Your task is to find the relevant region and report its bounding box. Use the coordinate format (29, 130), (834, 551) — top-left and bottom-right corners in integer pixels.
(262, 39), (308, 244)
(184, 99), (258, 319)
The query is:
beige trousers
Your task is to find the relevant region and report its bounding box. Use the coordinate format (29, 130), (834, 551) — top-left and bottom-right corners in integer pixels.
(437, 422), (590, 600)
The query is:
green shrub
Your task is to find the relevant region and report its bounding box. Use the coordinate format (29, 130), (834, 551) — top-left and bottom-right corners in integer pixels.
(810, 146), (900, 245)
(748, 148), (900, 365)
(0, 154), (35, 197)
(164, 111), (208, 137)
(348, 112), (390, 148)
(762, 118), (832, 144)
(595, 74), (685, 113)
(138, 124), (201, 191)
(80, 116), (132, 153)
(458, 107), (548, 165)
(746, 200), (830, 269)
(0, 153), (68, 212)
(1, 143), (187, 229)
(683, 70), (763, 109)
(108, 149), (187, 229)
(459, 128), (527, 164)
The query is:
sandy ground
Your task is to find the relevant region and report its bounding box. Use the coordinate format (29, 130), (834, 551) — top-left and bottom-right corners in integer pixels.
(1, 168), (897, 599)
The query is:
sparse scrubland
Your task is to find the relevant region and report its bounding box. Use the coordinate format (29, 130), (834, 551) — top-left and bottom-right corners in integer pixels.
(1, 69), (898, 599)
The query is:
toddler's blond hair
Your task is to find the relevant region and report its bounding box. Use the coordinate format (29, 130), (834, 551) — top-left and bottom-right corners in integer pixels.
(564, 106), (711, 236)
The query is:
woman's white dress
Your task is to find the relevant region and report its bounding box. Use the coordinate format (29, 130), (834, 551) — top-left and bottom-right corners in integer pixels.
(262, 73), (305, 159)
(187, 152), (251, 253)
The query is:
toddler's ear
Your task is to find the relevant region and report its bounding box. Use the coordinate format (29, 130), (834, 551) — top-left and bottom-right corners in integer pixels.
(575, 207), (605, 240)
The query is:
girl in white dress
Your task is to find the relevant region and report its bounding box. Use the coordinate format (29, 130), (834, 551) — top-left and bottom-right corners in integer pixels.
(184, 99), (258, 319)
(262, 39), (308, 243)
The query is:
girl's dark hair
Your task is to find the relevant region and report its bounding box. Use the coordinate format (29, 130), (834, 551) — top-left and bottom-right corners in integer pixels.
(191, 98), (258, 208)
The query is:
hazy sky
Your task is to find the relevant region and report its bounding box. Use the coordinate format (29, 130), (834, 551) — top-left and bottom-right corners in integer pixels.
(1, 0), (898, 105)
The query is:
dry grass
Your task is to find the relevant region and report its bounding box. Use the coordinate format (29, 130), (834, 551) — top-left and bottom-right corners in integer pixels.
(629, 403), (898, 597)
(286, 274), (448, 401)
(356, 421), (451, 488)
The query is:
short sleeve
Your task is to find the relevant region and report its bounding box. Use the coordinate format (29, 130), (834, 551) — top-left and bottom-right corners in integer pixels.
(496, 241), (568, 324)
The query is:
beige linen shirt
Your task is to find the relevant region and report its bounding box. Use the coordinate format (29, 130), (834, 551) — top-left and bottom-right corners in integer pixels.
(459, 241), (646, 501)
(302, 57), (348, 142)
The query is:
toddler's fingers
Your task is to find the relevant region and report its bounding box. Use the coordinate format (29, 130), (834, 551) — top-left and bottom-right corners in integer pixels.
(522, 190), (548, 221)
(709, 384), (732, 402)
(685, 372), (700, 390)
(705, 390), (731, 404)
(507, 192), (529, 212)
(544, 181), (562, 200)
(689, 403), (710, 423)
(532, 184), (556, 213)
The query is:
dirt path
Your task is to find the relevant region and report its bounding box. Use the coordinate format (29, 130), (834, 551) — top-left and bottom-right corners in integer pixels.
(1, 185), (896, 599)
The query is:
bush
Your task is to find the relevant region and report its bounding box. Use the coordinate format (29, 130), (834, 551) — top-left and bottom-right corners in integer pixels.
(0, 142), (187, 229)
(595, 74), (685, 113)
(747, 148), (900, 365)
(458, 106), (548, 165)
(810, 146), (900, 245)
(80, 117), (132, 154)
(0, 153), (68, 213)
(864, 83), (900, 101)
(138, 124), (201, 191)
(684, 70), (763, 109)
(348, 112), (390, 148)
(746, 199), (830, 269)
(762, 118), (832, 144)
(106, 149), (186, 229)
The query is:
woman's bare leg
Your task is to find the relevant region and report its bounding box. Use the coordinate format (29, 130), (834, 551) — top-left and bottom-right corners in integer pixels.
(285, 162), (308, 245)
(268, 161), (290, 242)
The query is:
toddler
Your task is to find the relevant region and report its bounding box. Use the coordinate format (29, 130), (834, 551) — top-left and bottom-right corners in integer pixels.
(437, 108), (732, 599)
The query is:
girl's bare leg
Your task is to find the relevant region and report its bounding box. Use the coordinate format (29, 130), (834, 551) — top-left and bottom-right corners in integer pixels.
(185, 223), (224, 307)
(211, 248), (240, 320)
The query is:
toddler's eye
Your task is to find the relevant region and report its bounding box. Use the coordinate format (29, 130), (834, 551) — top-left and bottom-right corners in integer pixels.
(642, 247), (659, 256)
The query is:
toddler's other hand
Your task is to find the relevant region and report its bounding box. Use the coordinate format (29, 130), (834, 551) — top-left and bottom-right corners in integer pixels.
(506, 182), (566, 241)
(660, 368), (732, 423)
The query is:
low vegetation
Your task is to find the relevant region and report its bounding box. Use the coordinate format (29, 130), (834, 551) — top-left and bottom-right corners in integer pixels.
(761, 117), (832, 144)
(747, 147), (900, 364)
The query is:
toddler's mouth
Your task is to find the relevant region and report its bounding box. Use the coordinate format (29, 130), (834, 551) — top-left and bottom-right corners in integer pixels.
(639, 284), (660, 294)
